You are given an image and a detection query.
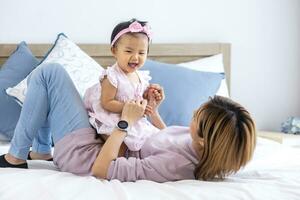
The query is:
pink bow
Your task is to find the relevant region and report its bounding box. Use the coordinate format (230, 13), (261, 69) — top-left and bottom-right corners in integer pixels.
(111, 21), (153, 46)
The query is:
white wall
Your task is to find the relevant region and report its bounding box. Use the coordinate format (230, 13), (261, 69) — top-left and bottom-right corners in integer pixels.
(1, 0), (299, 131)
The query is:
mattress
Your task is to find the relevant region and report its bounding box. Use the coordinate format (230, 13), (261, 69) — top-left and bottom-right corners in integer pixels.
(0, 137), (300, 200)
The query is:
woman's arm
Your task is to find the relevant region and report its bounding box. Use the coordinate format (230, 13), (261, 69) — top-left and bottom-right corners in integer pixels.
(145, 84), (166, 129)
(148, 111), (166, 130)
(91, 128), (126, 179)
(92, 100), (147, 179)
(100, 77), (124, 113)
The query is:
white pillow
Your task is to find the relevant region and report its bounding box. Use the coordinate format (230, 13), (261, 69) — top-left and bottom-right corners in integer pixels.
(178, 54), (229, 97)
(6, 33), (103, 104)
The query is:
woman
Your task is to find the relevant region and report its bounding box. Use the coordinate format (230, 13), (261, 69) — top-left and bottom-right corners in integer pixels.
(0, 63), (256, 182)
(92, 91), (256, 181)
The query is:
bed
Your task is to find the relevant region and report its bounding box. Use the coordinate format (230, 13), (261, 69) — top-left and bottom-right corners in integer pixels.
(1, 42), (300, 200)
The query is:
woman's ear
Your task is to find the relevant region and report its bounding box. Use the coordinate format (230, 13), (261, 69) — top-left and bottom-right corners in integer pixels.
(198, 138), (204, 147)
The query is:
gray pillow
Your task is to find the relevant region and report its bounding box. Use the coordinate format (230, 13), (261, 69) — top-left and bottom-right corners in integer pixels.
(0, 42), (39, 140)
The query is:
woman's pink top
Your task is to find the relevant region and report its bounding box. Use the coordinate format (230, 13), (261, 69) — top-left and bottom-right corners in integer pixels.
(53, 126), (199, 182)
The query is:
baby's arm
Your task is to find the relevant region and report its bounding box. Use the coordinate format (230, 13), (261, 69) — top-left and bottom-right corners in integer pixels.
(100, 77), (124, 113)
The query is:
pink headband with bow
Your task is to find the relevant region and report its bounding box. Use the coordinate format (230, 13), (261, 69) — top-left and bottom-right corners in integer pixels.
(111, 21), (153, 46)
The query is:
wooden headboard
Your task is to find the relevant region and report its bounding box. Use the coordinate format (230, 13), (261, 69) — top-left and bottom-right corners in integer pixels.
(0, 43), (231, 92)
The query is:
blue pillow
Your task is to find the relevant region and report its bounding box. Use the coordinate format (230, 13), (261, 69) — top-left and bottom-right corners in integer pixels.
(0, 42), (39, 139)
(142, 60), (224, 126)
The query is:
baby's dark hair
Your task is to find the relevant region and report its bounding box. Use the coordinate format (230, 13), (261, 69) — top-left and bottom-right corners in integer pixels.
(110, 18), (149, 47)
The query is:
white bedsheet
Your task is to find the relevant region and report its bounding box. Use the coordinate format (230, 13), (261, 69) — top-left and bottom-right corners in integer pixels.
(0, 138), (300, 200)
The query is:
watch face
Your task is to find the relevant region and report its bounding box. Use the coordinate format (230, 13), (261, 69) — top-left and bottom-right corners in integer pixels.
(118, 120), (128, 129)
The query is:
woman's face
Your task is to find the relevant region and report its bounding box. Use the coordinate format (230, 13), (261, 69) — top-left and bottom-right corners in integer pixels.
(190, 117), (199, 141)
(190, 110), (204, 154)
(190, 109), (201, 140)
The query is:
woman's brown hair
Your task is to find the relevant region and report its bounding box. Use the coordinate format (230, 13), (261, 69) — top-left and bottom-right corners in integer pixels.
(194, 96), (256, 180)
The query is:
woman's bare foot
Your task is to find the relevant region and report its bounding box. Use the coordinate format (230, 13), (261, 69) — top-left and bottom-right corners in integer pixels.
(28, 152), (52, 161)
(5, 153), (26, 165)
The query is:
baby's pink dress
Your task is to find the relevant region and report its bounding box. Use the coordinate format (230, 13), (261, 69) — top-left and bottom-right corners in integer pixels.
(84, 63), (159, 151)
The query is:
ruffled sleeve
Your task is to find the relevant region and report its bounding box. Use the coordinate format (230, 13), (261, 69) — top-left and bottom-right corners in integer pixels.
(99, 66), (119, 88)
(138, 70), (152, 86)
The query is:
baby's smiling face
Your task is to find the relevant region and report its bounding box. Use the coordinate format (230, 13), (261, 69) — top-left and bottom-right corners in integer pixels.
(111, 33), (149, 74)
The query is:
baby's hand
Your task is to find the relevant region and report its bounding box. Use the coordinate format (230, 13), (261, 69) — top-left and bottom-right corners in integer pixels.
(152, 88), (162, 101)
(143, 87), (162, 100)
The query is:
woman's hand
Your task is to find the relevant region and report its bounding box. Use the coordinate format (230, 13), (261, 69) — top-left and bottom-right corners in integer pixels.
(121, 100), (147, 126)
(92, 100), (147, 179)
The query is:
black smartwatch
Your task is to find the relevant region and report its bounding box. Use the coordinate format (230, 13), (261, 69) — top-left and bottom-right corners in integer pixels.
(116, 120), (129, 133)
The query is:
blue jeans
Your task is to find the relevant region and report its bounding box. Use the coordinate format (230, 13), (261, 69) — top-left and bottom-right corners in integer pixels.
(9, 63), (91, 160)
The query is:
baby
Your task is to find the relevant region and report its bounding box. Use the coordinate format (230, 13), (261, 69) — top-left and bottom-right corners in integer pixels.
(84, 19), (163, 151)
